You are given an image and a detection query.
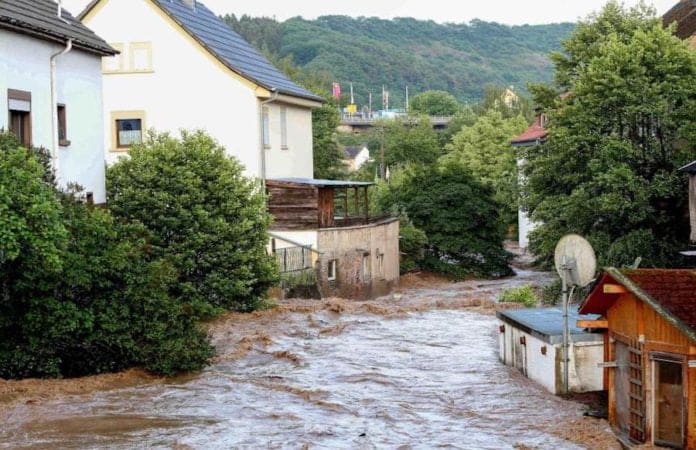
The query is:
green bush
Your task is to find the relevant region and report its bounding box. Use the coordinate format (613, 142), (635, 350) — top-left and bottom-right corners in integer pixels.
(376, 161), (512, 279)
(499, 285), (538, 307)
(107, 131), (278, 315)
(541, 279), (562, 306)
(0, 132), (213, 379)
(398, 220), (428, 274)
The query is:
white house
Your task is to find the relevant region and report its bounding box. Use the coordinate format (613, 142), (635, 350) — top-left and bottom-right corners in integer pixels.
(343, 144), (370, 172)
(511, 114), (547, 250)
(497, 307), (604, 395)
(0, 0), (115, 204)
(78, 0), (323, 179)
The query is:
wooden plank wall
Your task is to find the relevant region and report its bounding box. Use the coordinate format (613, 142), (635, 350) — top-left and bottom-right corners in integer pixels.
(318, 187), (335, 228)
(266, 182), (319, 230)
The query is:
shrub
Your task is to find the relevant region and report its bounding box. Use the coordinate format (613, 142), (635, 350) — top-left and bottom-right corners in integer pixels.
(107, 131), (278, 315)
(398, 220), (428, 274)
(499, 285), (538, 307)
(376, 161), (512, 279)
(541, 279), (562, 306)
(0, 132), (213, 379)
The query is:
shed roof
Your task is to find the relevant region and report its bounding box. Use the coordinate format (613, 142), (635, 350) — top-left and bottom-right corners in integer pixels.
(0, 0), (115, 56)
(80, 0), (323, 102)
(663, 0), (696, 39)
(680, 160), (696, 174)
(268, 178), (375, 188)
(497, 307), (603, 344)
(511, 115), (548, 146)
(579, 268), (696, 343)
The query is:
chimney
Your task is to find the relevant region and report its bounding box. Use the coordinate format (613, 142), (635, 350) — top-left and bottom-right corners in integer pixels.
(182, 0), (196, 10)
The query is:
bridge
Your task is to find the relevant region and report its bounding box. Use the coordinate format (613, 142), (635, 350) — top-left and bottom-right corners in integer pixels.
(338, 115), (454, 132)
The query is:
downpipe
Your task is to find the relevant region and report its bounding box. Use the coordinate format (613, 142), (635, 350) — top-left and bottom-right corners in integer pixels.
(50, 2), (73, 185)
(259, 89), (279, 188)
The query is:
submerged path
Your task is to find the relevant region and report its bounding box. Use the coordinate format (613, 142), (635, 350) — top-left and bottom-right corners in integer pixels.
(0, 269), (620, 449)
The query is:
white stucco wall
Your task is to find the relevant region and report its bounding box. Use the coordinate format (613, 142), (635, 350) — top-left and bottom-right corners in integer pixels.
(498, 321), (604, 394)
(516, 157), (538, 250)
(0, 30), (107, 203)
(264, 102), (314, 179)
(83, 0), (314, 180)
(269, 230), (319, 251)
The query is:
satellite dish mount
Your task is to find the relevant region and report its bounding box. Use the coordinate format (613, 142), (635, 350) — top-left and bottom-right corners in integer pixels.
(554, 234), (597, 395)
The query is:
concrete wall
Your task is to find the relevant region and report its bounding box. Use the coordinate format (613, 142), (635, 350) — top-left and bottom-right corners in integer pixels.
(0, 30), (107, 203)
(498, 321), (604, 394)
(83, 0), (314, 179)
(317, 218), (399, 299)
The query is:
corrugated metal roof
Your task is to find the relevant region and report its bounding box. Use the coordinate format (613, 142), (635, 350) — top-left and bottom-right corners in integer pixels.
(680, 160), (696, 174)
(497, 307), (602, 344)
(0, 0), (115, 56)
(151, 0), (323, 102)
(268, 178), (375, 187)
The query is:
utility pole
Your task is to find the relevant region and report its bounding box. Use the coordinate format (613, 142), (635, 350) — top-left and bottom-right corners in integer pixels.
(405, 85), (409, 111)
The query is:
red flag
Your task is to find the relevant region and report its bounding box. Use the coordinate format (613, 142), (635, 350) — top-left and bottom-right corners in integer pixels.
(332, 82), (341, 99)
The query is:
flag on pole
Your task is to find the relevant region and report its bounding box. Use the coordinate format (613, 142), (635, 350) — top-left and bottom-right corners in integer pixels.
(332, 82), (341, 99)
(382, 86), (390, 110)
(350, 83), (354, 105)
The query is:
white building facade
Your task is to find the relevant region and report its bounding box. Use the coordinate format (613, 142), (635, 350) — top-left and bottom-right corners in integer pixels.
(80, 0), (322, 179)
(0, 1), (115, 203)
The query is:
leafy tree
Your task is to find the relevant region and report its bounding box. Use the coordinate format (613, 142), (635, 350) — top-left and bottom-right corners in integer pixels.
(383, 117), (441, 167)
(522, 2), (696, 267)
(443, 110), (527, 227)
(475, 85), (535, 121)
(409, 90), (461, 116)
(224, 14), (574, 105)
(312, 100), (347, 179)
(375, 161), (512, 278)
(107, 131), (278, 315)
(437, 107), (478, 146)
(0, 132), (212, 378)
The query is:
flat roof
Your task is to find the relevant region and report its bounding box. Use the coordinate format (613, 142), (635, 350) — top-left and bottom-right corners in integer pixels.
(497, 307), (603, 344)
(267, 178), (375, 187)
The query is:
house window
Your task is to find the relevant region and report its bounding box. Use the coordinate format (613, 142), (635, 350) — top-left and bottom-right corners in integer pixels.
(327, 259), (337, 281)
(280, 106), (288, 149)
(57, 104), (70, 146)
(262, 107), (270, 148)
(7, 89), (31, 147)
(130, 42), (153, 72)
(362, 254), (371, 283)
(102, 43), (124, 73)
(111, 111), (145, 151)
(116, 119), (142, 147)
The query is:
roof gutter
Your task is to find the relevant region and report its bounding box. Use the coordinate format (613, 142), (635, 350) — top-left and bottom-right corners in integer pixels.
(49, 2), (73, 185)
(259, 89), (279, 188)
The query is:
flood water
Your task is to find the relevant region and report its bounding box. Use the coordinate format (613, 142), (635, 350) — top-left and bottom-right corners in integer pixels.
(0, 269), (619, 449)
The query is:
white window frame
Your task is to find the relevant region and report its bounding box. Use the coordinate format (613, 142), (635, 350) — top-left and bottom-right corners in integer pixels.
(262, 106), (270, 149)
(280, 106), (288, 149)
(327, 259), (337, 281)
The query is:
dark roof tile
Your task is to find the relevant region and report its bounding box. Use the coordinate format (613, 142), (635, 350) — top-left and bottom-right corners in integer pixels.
(0, 0), (115, 55)
(152, 0), (323, 102)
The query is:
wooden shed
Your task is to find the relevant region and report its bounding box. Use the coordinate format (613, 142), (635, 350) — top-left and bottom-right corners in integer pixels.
(578, 268), (696, 448)
(266, 178), (377, 230)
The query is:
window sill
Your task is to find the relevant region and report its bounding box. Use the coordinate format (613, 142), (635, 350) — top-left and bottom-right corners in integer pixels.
(59, 139), (71, 147)
(264, 145), (272, 150)
(110, 148), (131, 153)
(281, 146), (290, 150)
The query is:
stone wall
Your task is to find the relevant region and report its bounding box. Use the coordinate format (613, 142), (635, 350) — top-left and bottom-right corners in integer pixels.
(316, 218), (400, 299)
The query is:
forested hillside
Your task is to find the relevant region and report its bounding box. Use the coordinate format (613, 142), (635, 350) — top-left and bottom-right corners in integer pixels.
(223, 14), (575, 104)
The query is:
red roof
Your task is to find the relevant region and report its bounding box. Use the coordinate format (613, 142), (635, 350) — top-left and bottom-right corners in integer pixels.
(579, 268), (696, 341)
(511, 115), (548, 145)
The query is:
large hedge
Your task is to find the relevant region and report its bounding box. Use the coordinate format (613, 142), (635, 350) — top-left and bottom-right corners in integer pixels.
(107, 131), (278, 315)
(0, 133), (212, 378)
(376, 161), (512, 278)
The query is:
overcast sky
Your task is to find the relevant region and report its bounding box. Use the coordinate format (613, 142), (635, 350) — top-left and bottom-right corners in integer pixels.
(66, 0), (676, 25)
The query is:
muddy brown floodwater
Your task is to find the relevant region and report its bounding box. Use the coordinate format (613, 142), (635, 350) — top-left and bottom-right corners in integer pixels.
(0, 268), (621, 450)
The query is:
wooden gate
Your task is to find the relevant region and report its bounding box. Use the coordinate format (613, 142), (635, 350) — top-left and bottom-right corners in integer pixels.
(614, 338), (645, 443)
(627, 342), (645, 443)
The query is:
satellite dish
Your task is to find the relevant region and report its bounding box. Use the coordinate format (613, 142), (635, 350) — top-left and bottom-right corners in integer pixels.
(554, 234), (597, 287)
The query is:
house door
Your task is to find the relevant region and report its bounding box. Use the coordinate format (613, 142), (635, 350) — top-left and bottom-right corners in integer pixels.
(654, 358), (684, 448)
